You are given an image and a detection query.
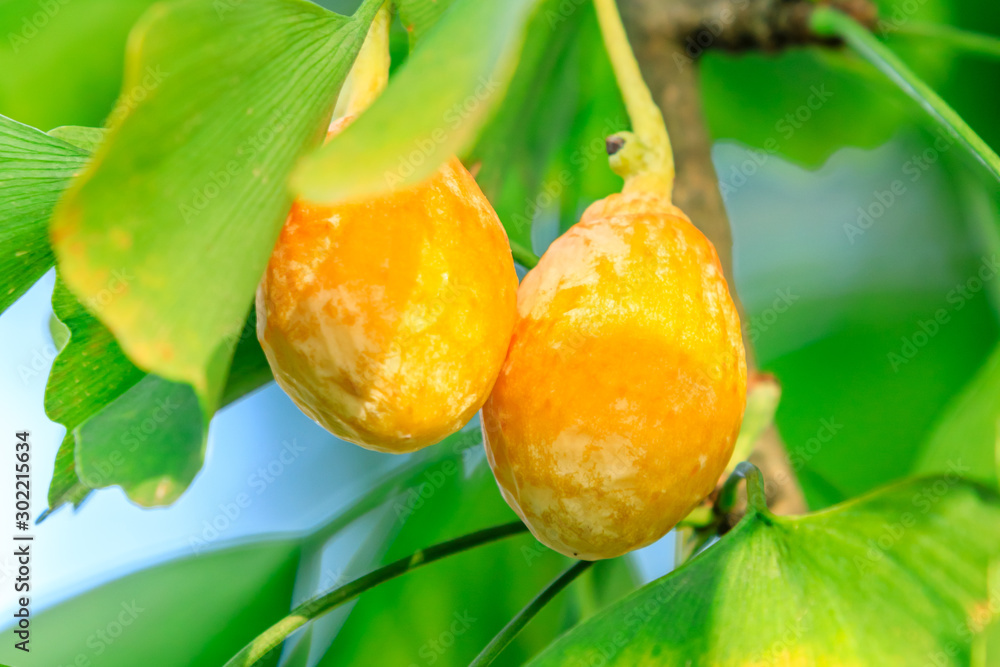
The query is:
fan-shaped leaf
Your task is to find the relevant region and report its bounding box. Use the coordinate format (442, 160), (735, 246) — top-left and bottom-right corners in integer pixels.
(530, 473), (1000, 666)
(50, 0), (381, 411)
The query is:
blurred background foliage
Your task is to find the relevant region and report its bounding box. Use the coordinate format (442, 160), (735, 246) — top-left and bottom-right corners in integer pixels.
(2, 0), (1000, 664)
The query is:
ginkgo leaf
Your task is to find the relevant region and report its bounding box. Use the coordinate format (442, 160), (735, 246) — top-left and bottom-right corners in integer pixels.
(294, 0), (542, 203)
(44, 279), (271, 512)
(0, 115), (88, 315)
(529, 468), (1000, 666)
(50, 0), (381, 412)
(394, 0), (456, 45)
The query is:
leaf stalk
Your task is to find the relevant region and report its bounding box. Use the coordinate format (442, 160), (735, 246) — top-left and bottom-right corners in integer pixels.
(469, 560), (594, 667)
(224, 521), (529, 667)
(810, 7), (1000, 184)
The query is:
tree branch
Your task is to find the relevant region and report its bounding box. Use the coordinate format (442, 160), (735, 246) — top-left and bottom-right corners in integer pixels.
(624, 0), (877, 55)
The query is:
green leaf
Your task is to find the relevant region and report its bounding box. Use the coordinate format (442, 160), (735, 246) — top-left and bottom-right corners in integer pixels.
(44, 277), (272, 511)
(701, 49), (917, 168)
(45, 434), (91, 513)
(0, 0), (160, 129)
(45, 277), (146, 444)
(471, 0), (613, 249)
(916, 341), (1000, 487)
(394, 0), (456, 45)
(219, 307), (273, 408)
(50, 0), (381, 410)
(910, 169), (1000, 490)
(736, 130), (1000, 509)
(0, 539), (301, 667)
(701, 0), (950, 167)
(43, 276), (145, 510)
(0, 115), (87, 315)
(529, 473), (1000, 666)
(294, 0), (541, 202)
(47, 311), (69, 349)
(75, 374), (204, 506)
(48, 125), (108, 153)
(976, 564), (1000, 665)
(811, 8), (1000, 185)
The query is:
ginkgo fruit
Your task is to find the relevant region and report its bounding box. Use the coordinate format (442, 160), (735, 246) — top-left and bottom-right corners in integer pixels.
(481, 189), (747, 559)
(257, 117), (518, 454)
(479, 0), (747, 559)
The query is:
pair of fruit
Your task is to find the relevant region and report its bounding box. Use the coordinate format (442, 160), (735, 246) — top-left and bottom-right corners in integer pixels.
(257, 2), (746, 558)
(257, 123), (746, 559)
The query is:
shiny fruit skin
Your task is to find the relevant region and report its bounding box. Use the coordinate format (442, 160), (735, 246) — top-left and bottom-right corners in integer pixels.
(257, 124), (517, 454)
(482, 190), (747, 559)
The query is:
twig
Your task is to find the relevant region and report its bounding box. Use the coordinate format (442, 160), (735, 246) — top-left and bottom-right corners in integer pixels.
(224, 521), (529, 667)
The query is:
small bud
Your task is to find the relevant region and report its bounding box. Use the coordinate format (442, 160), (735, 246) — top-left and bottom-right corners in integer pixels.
(606, 135), (626, 156)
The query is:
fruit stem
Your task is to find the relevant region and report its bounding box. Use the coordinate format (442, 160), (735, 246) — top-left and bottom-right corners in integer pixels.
(593, 0), (675, 198)
(509, 238), (541, 269)
(717, 461), (770, 515)
(223, 521), (529, 667)
(469, 560), (594, 667)
(334, 0), (392, 119)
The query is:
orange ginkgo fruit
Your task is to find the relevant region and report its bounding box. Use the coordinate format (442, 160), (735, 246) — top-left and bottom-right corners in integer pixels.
(481, 0), (748, 558)
(482, 188), (747, 560)
(257, 117), (518, 454)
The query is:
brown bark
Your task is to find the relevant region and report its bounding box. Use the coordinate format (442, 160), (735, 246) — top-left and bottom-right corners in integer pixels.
(623, 0), (877, 53)
(615, 0), (861, 515)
